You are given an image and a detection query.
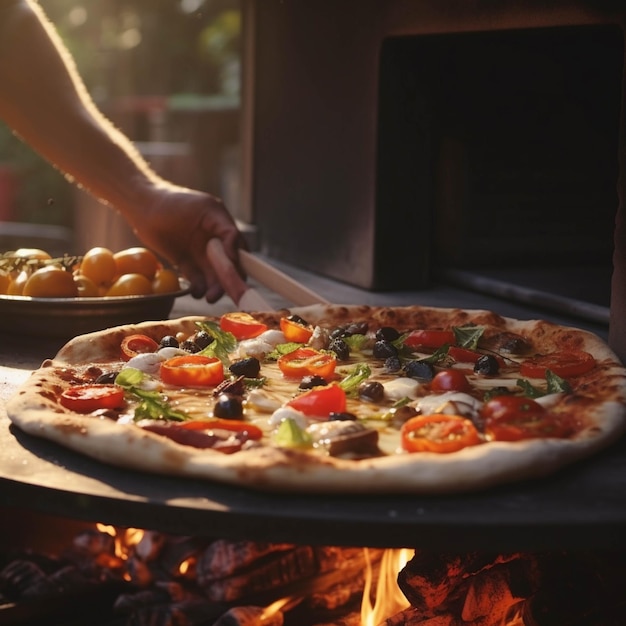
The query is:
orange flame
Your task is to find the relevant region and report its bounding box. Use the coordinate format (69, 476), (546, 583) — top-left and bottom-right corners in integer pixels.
(361, 548), (412, 625)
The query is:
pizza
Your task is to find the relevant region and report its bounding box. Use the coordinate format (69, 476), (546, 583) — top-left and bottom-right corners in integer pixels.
(5, 304), (626, 494)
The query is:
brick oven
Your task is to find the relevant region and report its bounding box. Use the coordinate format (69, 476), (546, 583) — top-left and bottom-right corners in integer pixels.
(239, 0), (626, 360)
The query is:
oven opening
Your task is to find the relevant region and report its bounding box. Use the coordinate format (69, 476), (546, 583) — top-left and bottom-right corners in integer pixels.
(375, 24), (624, 325)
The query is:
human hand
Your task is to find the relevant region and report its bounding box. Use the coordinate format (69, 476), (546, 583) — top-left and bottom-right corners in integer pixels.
(126, 184), (247, 303)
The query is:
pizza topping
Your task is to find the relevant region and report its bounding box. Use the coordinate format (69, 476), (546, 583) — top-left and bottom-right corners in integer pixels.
(430, 369), (472, 393)
(213, 394), (244, 419)
(269, 406), (309, 429)
(372, 340), (399, 360)
(60, 384), (126, 413)
(403, 360), (436, 381)
(404, 329), (456, 349)
(228, 357), (261, 379)
(280, 315), (314, 343)
(358, 380), (385, 402)
(307, 420), (380, 458)
(274, 417), (313, 448)
(160, 355), (225, 388)
(277, 348), (337, 380)
(473, 354), (501, 376)
(123, 352), (165, 375)
(415, 391), (483, 420)
(286, 384), (347, 418)
(328, 337), (351, 361)
(140, 423), (244, 453)
(519, 350), (596, 379)
(120, 334), (160, 361)
(482, 395), (573, 441)
(383, 377), (422, 401)
(481, 331), (531, 354)
(401, 414), (481, 453)
(219, 312), (268, 340)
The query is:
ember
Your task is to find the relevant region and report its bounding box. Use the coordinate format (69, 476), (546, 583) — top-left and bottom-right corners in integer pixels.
(1, 517), (626, 625)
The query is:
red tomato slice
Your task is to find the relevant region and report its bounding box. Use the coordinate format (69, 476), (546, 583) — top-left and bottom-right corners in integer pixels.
(519, 350), (596, 379)
(404, 329), (455, 349)
(277, 347), (337, 379)
(160, 355), (225, 387)
(401, 414), (481, 453)
(430, 368), (472, 393)
(482, 395), (565, 441)
(179, 419), (263, 441)
(120, 334), (159, 361)
(220, 312), (268, 340)
(287, 384), (347, 417)
(280, 317), (313, 343)
(60, 384), (125, 413)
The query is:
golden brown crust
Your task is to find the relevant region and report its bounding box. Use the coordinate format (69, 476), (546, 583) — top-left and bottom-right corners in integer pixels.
(6, 304), (626, 494)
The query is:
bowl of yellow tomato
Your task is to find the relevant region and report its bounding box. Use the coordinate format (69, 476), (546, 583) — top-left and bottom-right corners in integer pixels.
(0, 246), (190, 339)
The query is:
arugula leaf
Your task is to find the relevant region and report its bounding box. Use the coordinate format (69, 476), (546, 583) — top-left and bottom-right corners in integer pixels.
(422, 344), (452, 365)
(344, 334), (368, 353)
(453, 325), (484, 349)
(516, 378), (544, 398)
(196, 320), (237, 364)
(273, 418), (312, 448)
(338, 363), (371, 395)
(115, 368), (189, 422)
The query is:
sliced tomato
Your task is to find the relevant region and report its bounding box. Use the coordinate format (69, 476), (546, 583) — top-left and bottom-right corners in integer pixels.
(430, 368), (472, 393)
(120, 334), (159, 361)
(519, 350), (596, 379)
(287, 384), (347, 417)
(277, 347), (337, 379)
(280, 316), (313, 343)
(482, 395), (565, 441)
(60, 384), (125, 413)
(401, 414), (481, 453)
(160, 355), (224, 387)
(219, 312), (268, 340)
(179, 419), (263, 441)
(404, 329), (455, 349)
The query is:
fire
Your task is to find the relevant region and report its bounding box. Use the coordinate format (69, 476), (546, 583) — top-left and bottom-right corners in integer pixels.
(361, 547), (413, 625)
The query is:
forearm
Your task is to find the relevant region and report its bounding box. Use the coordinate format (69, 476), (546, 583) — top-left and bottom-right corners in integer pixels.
(0, 0), (168, 220)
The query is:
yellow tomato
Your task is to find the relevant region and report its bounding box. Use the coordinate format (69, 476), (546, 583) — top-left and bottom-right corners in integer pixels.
(22, 266), (78, 298)
(152, 268), (180, 294)
(7, 270), (30, 295)
(73, 274), (100, 297)
(80, 247), (117, 286)
(0, 271), (10, 295)
(113, 247), (159, 280)
(106, 273), (153, 297)
(13, 248), (52, 260)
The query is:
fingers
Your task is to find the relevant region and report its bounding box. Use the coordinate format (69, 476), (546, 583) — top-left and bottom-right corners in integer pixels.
(206, 238), (248, 305)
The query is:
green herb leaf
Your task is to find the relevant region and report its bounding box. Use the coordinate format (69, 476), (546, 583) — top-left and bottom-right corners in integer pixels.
(115, 368), (189, 422)
(344, 334), (368, 353)
(338, 363), (371, 395)
(266, 342), (301, 361)
(197, 320), (237, 364)
(546, 369), (572, 394)
(516, 378), (544, 398)
(453, 325), (484, 349)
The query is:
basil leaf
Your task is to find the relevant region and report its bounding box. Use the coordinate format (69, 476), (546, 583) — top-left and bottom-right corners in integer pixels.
(516, 378), (544, 398)
(115, 368), (189, 422)
(453, 325), (484, 349)
(546, 369), (572, 394)
(197, 320), (237, 364)
(266, 342), (301, 361)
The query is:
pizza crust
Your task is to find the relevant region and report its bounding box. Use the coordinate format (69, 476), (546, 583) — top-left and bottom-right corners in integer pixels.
(6, 305), (626, 494)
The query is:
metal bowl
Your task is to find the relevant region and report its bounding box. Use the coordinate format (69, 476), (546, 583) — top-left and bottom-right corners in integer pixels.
(0, 279), (191, 339)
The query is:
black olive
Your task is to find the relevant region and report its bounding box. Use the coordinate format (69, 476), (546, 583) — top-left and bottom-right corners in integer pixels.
(159, 335), (179, 349)
(329, 411), (358, 421)
(330, 326), (350, 340)
(403, 360), (435, 381)
(329, 338), (350, 361)
(358, 380), (385, 402)
(299, 374), (327, 389)
(229, 357), (261, 378)
(95, 371), (119, 384)
(474, 354), (500, 376)
(287, 314), (309, 326)
(372, 340), (398, 360)
(384, 355), (402, 373)
(392, 404), (419, 427)
(193, 331), (213, 350)
(213, 394), (244, 419)
(375, 326), (400, 342)
(345, 322), (368, 336)
(180, 339), (200, 353)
